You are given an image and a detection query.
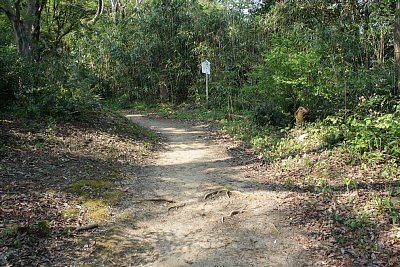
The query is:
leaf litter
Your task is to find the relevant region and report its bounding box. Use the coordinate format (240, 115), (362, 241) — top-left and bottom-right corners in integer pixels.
(210, 126), (399, 266)
(0, 112), (156, 266)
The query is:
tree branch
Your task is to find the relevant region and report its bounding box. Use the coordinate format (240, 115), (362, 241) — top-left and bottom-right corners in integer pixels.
(0, 6), (8, 14)
(1, 4), (17, 21)
(93, 0), (104, 21)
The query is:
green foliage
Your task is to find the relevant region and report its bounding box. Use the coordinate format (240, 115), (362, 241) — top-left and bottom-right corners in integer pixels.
(253, 104), (289, 127)
(14, 85), (100, 118)
(342, 178), (359, 191)
(321, 118), (346, 148)
(0, 14), (18, 108)
(372, 194), (400, 224)
(322, 129), (345, 148)
(0, 47), (22, 108)
(347, 212), (371, 230)
(33, 220), (51, 237)
(346, 112), (400, 158)
(39, 0), (91, 52)
(70, 0), (201, 103)
(313, 177), (331, 194)
(1, 0), (399, 162)
(318, 99), (400, 159)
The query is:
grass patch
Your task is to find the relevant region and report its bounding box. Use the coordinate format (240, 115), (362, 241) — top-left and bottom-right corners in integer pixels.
(103, 191), (124, 205)
(81, 199), (110, 223)
(70, 179), (112, 196)
(69, 179), (124, 223)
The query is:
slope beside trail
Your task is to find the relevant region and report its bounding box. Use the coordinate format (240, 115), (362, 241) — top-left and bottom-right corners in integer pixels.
(90, 114), (310, 267)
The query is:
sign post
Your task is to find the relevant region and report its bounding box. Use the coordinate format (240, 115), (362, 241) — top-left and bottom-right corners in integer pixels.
(201, 60), (211, 104)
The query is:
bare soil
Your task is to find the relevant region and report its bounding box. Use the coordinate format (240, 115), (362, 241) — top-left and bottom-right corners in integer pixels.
(85, 114), (310, 267)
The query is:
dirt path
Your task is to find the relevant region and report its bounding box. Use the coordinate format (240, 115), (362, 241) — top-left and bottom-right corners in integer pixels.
(91, 114), (309, 267)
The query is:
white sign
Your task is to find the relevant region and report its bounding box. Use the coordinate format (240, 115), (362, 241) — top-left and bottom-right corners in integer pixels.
(201, 60), (211, 75)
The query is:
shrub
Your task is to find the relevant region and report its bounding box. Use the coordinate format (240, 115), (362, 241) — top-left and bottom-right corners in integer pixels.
(15, 85), (101, 118)
(253, 104), (289, 127)
(0, 47), (24, 109)
(346, 112), (400, 158)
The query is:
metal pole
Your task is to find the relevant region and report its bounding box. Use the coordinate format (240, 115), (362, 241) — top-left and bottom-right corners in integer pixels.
(206, 73), (209, 104)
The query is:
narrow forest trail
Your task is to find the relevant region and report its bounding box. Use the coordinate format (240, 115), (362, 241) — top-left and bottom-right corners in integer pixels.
(90, 114), (310, 267)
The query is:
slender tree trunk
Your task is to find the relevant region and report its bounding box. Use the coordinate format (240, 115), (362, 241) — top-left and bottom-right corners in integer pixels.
(111, 0), (119, 24)
(395, 0), (400, 95)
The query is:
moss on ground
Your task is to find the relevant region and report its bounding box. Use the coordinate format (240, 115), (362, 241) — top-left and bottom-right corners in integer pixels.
(69, 178), (124, 223)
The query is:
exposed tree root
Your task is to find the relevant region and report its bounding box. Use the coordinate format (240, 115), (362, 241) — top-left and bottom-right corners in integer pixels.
(204, 189), (247, 200)
(221, 206), (247, 223)
(229, 209), (244, 217)
(167, 203), (186, 212)
(134, 198), (175, 204)
(75, 223), (99, 232)
(229, 190), (248, 197)
(204, 190), (225, 200)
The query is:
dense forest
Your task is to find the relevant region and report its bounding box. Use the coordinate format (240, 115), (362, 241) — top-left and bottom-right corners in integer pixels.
(1, 0), (399, 266)
(0, 0), (397, 110)
(1, 0), (400, 152)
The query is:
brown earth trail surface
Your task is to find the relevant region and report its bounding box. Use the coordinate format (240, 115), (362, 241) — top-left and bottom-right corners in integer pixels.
(90, 114), (309, 266)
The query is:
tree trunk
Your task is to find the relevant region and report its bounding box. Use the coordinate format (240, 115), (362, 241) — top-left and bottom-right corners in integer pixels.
(0, 0), (46, 61)
(12, 21), (33, 59)
(395, 0), (400, 95)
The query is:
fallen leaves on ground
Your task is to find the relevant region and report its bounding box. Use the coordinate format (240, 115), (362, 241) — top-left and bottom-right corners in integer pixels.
(0, 112), (155, 266)
(211, 127), (399, 267)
